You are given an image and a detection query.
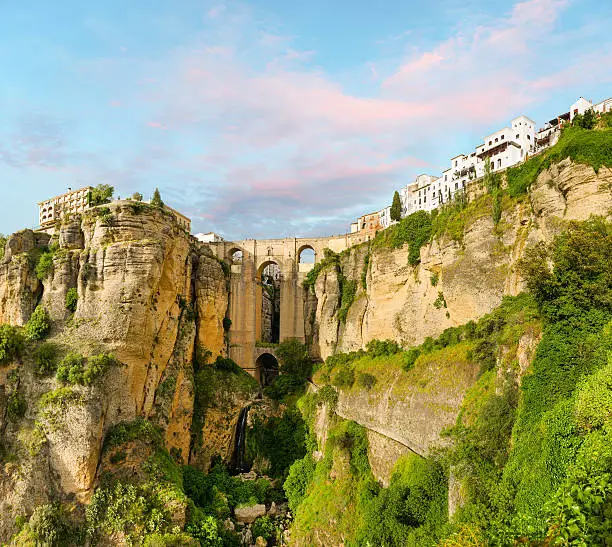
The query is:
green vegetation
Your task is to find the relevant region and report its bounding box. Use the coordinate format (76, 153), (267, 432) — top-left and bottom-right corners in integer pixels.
(88, 184), (114, 206)
(25, 306), (51, 340)
(390, 190), (402, 222)
(35, 247), (56, 280)
(104, 417), (164, 450)
(276, 338), (312, 379)
(433, 291), (447, 309)
(56, 352), (119, 386)
(65, 288), (78, 312)
(34, 342), (58, 376)
(246, 408), (308, 478)
(373, 209), (432, 265)
(337, 276), (357, 323)
(7, 390), (27, 421)
(39, 387), (84, 413)
(0, 324), (24, 363)
(506, 125), (612, 197)
(430, 272), (439, 286)
(0, 233), (6, 260)
(303, 248), (340, 290)
(132, 191), (144, 201)
(151, 188), (164, 208)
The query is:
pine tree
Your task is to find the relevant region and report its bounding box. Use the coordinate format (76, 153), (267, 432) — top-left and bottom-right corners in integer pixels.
(151, 188), (164, 208)
(390, 191), (402, 222)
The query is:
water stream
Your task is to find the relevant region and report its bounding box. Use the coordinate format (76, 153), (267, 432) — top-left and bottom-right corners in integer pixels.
(230, 405), (250, 474)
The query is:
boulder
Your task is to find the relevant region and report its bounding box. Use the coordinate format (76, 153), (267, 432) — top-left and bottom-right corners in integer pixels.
(234, 504), (266, 524)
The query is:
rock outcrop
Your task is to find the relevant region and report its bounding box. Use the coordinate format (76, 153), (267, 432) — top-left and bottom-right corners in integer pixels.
(310, 161), (612, 361)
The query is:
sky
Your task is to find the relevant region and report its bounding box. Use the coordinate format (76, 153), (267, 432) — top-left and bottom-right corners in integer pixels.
(1, 0), (611, 240)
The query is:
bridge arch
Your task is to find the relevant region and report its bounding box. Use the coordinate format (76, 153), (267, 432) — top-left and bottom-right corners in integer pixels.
(255, 352), (279, 386)
(228, 247), (244, 263)
(297, 244), (316, 264)
(257, 260), (281, 345)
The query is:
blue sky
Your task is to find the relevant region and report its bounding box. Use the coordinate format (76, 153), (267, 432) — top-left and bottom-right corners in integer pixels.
(1, 0), (611, 239)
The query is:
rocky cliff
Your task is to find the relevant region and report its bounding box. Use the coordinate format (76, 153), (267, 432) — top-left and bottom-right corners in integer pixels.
(0, 202), (231, 540)
(310, 159), (612, 361)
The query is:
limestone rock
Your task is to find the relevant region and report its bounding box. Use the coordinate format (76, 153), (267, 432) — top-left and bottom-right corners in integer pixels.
(235, 504), (266, 524)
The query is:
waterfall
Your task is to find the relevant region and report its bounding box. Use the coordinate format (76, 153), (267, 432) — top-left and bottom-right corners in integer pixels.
(231, 406), (250, 474)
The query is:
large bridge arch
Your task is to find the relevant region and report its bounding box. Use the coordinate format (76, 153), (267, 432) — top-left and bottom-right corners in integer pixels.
(203, 234), (360, 376)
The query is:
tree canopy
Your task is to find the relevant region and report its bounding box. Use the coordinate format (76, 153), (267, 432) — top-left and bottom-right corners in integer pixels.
(88, 184), (114, 206)
(390, 191), (402, 222)
(151, 188), (164, 208)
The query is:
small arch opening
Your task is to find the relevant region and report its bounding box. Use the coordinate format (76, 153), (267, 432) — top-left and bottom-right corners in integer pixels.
(256, 353), (279, 386)
(259, 262), (280, 344)
(228, 248), (243, 263)
(298, 246), (315, 264)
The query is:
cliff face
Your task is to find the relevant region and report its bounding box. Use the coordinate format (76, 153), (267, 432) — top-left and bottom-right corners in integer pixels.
(310, 160), (612, 361)
(0, 203), (229, 540)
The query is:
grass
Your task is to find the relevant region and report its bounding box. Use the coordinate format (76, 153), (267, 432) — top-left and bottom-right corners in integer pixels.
(506, 125), (612, 197)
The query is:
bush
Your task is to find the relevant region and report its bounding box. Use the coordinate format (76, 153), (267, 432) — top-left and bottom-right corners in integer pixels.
(26, 306), (51, 340)
(34, 343), (58, 376)
(316, 385), (339, 411)
(213, 356), (242, 374)
(56, 353), (85, 384)
(65, 288), (78, 312)
(375, 210), (432, 265)
(7, 390), (27, 421)
(0, 324), (24, 363)
(263, 374), (305, 400)
(356, 372), (376, 390)
(35, 251), (55, 280)
(366, 339), (401, 357)
(104, 417), (164, 449)
(252, 516), (276, 542)
(277, 338), (312, 379)
(28, 503), (69, 547)
(430, 272), (439, 286)
(185, 514), (221, 546)
(402, 348), (421, 371)
(284, 455), (316, 512)
(332, 366), (355, 389)
(83, 353), (118, 385)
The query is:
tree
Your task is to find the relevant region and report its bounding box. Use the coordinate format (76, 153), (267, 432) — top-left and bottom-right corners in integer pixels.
(276, 338), (312, 379)
(131, 192), (143, 202)
(390, 191), (402, 222)
(88, 184), (114, 206)
(151, 188), (164, 208)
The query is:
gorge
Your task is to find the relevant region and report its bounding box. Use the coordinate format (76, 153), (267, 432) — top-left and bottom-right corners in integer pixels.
(0, 122), (611, 546)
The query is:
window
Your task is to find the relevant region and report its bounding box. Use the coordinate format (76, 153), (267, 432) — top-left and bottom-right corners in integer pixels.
(495, 138), (498, 143)
(455, 182), (458, 190)
(527, 135), (531, 140)
(455, 160), (457, 167)
(489, 141), (492, 145)
(424, 196), (427, 203)
(516, 134), (519, 139)
(491, 163), (495, 170)
(498, 159), (502, 168)
(444, 175), (447, 181)
(501, 135), (504, 140)
(419, 199), (421, 205)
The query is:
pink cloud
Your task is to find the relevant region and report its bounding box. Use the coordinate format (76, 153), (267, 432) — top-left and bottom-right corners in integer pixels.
(146, 121), (167, 130)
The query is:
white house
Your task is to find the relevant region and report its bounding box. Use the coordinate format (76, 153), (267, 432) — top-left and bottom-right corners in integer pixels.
(399, 174), (440, 216)
(378, 206), (393, 229)
(195, 232), (224, 243)
(570, 97), (594, 120)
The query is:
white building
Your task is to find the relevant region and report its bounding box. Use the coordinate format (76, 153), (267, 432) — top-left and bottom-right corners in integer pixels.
(196, 232), (224, 243)
(378, 206), (393, 229)
(38, 186), (93, 229)
(399, 174), (441, 217)
(570, 97), (594, 121)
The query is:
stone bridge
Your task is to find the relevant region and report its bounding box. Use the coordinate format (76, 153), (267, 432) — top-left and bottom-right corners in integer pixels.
(207, 233), (370, 382)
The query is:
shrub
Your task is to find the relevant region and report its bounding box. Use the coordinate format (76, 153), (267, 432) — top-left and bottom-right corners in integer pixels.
(284, 455), (316, 512)
(252, 516), (276, 541)
(89, 184), (114, 206)
(132, 192), (143, 201)
(263, 374), (305, 400)
(104, 417), (164, 449)
(7, 390), (27, 421)
(277, 338), (312, 379)
(0, 324), (24, 363)
(65, 288), (78, 312)
(185, 514), (221, 545)
(34, 343), (58, 375)
(433, 291), (447, 309)
(332, 366), (355, 389)
(35, 251), (55, 280)
(317, 385), (339, 411)
(430, 272), (439, 286)
(83, 353), (118, 385)
(356, 372), (376, 390)
(402, 348), (421, 371)
(213, 355), (242, 374)
(337, 277), (357, 324)
(25, 306), (51, 340)
(366, 339), (401, 357)
(0, 234), (6, 260)
(28, 503), (69, 547)
(376, 210), (432, 265)
(56, 353), (85, 384)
